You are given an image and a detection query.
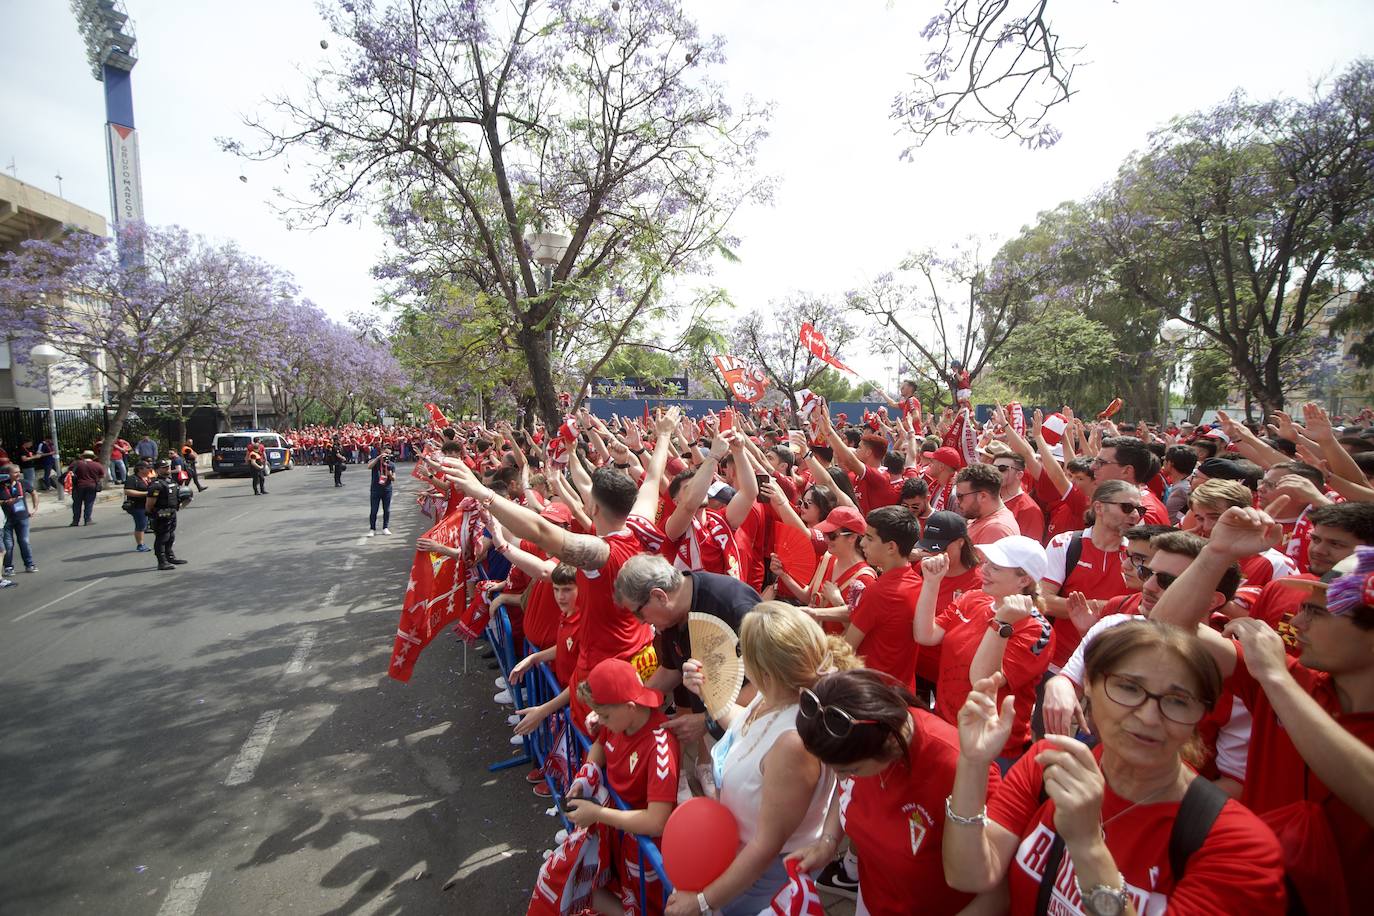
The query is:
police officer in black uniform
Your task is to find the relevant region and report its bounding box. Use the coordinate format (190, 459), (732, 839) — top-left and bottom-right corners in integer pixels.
(146, 459), (186, 571)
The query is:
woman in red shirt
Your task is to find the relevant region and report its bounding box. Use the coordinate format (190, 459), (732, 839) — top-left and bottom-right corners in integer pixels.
(944, 620), (1286, 916)
(787, 669), (1002, 916)
(914, 535), (1055, 770)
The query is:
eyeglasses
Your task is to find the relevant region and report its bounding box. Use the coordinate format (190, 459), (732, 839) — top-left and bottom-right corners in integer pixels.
(799, 497), (815, 508)
(1102, 673), (1206, 725)
(631, 600), (649, 621)
(1092, 458), (1122, 468)
(954, 490), (977, 501)
(1105, 501), (1144, 516)
(799, 688), (878, 738)
(993, 464), (1020, 473)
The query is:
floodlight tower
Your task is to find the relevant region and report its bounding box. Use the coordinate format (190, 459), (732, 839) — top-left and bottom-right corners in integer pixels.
(71, 0), (143, 226)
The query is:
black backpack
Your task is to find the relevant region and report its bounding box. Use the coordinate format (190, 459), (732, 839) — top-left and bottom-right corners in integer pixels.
(1035, 776), (1228, 915)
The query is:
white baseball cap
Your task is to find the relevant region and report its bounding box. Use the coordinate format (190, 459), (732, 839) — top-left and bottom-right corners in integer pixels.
(978, 535), (1050, 582)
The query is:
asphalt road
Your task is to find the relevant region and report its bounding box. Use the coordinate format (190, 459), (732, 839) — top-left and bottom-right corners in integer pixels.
(0, 466), (554, 915)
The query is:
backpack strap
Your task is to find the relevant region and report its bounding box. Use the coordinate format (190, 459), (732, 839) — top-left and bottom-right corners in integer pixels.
(1168, 776), (1228, 881)
(1064, 530), (1085, 581)
(1034, 779), (1061, 916)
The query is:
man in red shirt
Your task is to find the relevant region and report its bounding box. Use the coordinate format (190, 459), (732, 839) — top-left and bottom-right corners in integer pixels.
(987, 445), (1044, 541)
(954, 464), (1019, 545)
(1039, 480), (1138, 669)
(441, 409), (681, 730)
(817, 409), (897, 514)
(1152, 507), (1374, 913)
(922, 446), (963, 514)
(1094, 436), (1170, 525)
(846, 506), (922, 690)
(1229, 502), (1374, 649)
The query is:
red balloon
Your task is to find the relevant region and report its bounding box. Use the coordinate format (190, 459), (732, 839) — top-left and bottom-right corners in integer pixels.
(661, 797), (739, 891)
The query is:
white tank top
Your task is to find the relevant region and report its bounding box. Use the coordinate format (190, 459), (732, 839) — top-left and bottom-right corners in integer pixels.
(714, 695), (835, 854)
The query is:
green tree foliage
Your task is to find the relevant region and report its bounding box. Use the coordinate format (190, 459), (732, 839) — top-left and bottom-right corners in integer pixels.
(992, 307), (1116, 407)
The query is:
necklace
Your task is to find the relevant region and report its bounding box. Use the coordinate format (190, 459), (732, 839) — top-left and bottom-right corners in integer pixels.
(1102, 768), (1186, 830)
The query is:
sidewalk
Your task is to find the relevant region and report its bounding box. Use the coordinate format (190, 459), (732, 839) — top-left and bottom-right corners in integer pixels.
(30, 456), (211, 519)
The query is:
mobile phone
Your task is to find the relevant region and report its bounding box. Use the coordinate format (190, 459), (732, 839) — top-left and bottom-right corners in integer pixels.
(755, 473), (769, 488)
(720, 409), (734, 432)
(554, 792), (573, 816)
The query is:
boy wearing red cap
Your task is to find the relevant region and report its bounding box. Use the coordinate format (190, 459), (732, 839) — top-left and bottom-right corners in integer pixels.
(567, 658), (680, 915)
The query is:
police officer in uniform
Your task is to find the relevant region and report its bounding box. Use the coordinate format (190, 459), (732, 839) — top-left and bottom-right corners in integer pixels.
(146, 459), (186, 571)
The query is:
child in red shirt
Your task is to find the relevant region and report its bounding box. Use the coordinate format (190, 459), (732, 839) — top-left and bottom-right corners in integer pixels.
(567, 658), (680, 916)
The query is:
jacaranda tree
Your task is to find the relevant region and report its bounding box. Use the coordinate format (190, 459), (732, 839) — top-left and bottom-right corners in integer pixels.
(224, 0), (769, 430)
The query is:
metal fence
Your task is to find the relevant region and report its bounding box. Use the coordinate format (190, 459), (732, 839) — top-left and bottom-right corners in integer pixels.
(0, 406), (223, 461)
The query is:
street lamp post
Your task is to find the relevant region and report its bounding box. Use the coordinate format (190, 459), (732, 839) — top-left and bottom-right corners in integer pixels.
(526, 230), (571, 368)
(30, 343), (65, 503)
(1159, 318), (1190, 424)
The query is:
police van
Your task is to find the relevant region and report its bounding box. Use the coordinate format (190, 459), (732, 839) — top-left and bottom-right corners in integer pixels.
(211, 430), (294, 476)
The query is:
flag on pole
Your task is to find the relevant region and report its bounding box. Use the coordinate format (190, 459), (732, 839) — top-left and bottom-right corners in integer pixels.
(423, 403), (450, 427)
(1007, 402), (1026, 438)
(798, 322), (854, 375)
(712, 355), (770, 403)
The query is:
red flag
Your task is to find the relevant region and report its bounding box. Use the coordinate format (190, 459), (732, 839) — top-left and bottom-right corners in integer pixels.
(712, 355), (770, 403)
(642, 401), (651, 426)
(798, 323), (854, 375)
(424, 403), (450, 427)
(1007, 402), (1026, 439)
(387, 508), (474, 681)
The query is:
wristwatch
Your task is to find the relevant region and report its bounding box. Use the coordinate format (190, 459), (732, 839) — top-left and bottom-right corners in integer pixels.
(1079, 882), (1128, 916)
(696, 891), (711, 913)
(987, 617), (1014, 638)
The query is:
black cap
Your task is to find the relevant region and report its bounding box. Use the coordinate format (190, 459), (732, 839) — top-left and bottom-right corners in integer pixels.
(1197, 457), (1245, 481)
(916, 510), (968, 552)
(155, 458), (171, 469)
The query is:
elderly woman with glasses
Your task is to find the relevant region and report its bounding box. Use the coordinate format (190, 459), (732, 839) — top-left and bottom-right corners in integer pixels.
(786, 668), (1004, 916)
(671, 602), (859, 916)
(945, 619), (1285, 916)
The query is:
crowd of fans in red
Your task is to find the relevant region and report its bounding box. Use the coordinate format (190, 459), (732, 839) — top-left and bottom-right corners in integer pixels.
(404, 388), (1373, 916)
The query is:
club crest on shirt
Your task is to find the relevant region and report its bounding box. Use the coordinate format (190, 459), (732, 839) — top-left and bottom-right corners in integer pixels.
(629, 751), (639, 773)
(902, 802), (932, 854)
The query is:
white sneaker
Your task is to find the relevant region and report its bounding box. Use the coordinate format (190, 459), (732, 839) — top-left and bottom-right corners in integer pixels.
(494, 676), (509, 690)
(507, 714), (522, 726)
(382, 527), (392, 535)
(0, 579), (15, 589)
(510, 733), (524, 746)
(367, 530), (375, 537)
(493, 689), (513, 705)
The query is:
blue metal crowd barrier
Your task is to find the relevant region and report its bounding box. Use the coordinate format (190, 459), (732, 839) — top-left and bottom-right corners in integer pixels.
(480, 601), (673, 911)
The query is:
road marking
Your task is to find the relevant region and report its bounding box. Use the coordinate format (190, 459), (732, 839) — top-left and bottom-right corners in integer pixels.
(323, 584), (340, 605)
(225, 510), (253, 524)
(284, 629), (318, 675)
(156, 871), (211, 916)
(343, 554), (356, 571)
(12, 578), (107, 623)
(224, 709), (282, 786)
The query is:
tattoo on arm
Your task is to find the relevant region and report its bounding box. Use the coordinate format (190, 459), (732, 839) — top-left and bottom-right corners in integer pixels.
(559, 532), (610, 570)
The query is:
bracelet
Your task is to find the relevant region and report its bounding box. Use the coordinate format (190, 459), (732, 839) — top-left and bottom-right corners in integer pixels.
(800, 451), (812, 461)
(631, 448), (646, 455)
(495, 542), (511, 554)
(479, 493), (496, 509)
(944, 795), (988, 826)
(614, 462), (631, 469)
(696, 891), (711, 914)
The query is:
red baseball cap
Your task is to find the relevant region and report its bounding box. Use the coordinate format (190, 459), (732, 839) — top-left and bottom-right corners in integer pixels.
(540, 501), (573, 525)
(587, 658), (662, 708)
(815, 506), (866, 534)
(930, 446), (965, 470)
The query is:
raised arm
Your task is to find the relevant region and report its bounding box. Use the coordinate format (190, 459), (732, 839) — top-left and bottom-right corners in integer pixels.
(629, 407), (682, 520)
(818, 408), (864, 477)
(913, 554), (950, 646)
(1032, 410), (1071, 497)
(724, 434), (760, 530)
(1302, 403), (1369, 492)
(664, 433), (728, 541)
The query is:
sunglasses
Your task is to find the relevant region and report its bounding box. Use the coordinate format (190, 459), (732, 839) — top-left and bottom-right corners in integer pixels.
(799, 688), (878, 739)
(1131, 561), (1178, 589)
(825, 530), (856, 541)
(1106, 501), (1144, 516)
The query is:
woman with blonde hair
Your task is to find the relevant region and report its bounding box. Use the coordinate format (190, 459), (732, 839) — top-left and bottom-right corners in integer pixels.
(666, 602), (858, 916)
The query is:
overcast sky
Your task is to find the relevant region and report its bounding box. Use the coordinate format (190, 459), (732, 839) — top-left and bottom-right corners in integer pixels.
(3, 0), (1372, 385)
